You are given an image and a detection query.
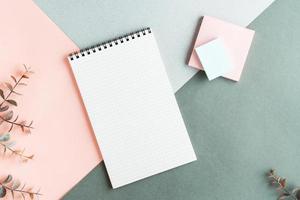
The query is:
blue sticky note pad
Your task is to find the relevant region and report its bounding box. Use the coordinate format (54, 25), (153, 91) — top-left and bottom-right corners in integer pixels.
(195, 38), (234, 80)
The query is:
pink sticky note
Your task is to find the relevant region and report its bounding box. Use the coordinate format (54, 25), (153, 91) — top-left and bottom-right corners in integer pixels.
(188, 16), (255, 81)
(0, 1), (102, 199)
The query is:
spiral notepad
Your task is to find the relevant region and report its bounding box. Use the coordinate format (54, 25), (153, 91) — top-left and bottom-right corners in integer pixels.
(68, 28), (197, 188)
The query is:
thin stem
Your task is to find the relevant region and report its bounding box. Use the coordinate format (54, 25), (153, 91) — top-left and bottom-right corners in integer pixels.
(0, 183), (42, 197)
(0, 115), (34, 130)
(269, 175), (297, 200)
(0, 70), (26, 107)
(0, 142), (33, 160)
(280, 187), (297, 200)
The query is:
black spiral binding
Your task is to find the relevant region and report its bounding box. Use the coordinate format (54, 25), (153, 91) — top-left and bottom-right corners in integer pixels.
(69, 27), (152, 61)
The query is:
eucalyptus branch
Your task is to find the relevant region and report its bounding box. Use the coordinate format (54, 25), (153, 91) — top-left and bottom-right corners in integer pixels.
(0, 111), (34, 133)
(0, 184), (41, 199)
(0, 175), (41, 199)
(0, 142), (34, 161)
(0, 65), (34, 133)
(267, 169), (300, 200)
(0, 66), (39, 199)
(0, 64), (33, 108)
(0, 133), (34, 161)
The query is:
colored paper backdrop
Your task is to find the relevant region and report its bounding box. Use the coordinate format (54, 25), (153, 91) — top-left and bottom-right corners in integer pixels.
(63, 0), (300, 199)
(0, 1), (101, 199)
(34, 0), (274, 92)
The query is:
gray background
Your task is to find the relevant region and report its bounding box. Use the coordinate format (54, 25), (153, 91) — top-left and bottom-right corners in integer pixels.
(34, 0), (273, 92)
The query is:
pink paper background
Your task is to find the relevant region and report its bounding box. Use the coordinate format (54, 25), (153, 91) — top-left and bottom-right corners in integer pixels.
(188, 16), (255, 81)
(0, 0), (102, 199)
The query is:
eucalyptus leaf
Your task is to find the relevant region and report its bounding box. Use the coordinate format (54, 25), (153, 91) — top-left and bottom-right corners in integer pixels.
(5, 82), (13, 91)
(292, 188), (300, 194)
(22, 74), (29, 79)
(0, 133), (10, 142)
(6, 141), (16, 148)
(12, 90), (22, 96)
(0, 89), (4, 99)
(11, 190), (14, 199)
(0, 105), (9, 112)
(12, 179), (21, 190)
(3, 111), (13, 120)
(10, 75), (17, 83)
(3, 175), (13, 184)
(293, 188), (300, 199)
(279, 193), (290, 200)
(23, 64), (28, 71)
(6, 99), (17, 106)
(0, 186), (7, 198)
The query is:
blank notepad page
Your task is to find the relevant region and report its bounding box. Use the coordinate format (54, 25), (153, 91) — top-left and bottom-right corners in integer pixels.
(68, 28), (197, 188)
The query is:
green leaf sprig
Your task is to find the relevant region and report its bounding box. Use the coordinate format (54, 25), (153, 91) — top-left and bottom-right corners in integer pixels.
(267, 169), (300, 200)
(0, 65), (40, 199)
(0, 175), (41, 199)
(0, 65), (34, 133)
(0, 133), (34, 161)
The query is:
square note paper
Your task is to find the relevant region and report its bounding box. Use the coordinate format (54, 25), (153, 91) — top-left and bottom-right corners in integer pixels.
(189, 16), (255, 81)
(195, 38), (234, 80)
